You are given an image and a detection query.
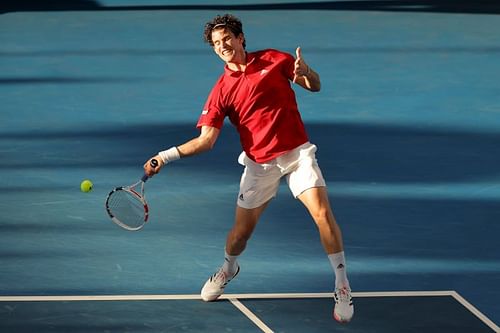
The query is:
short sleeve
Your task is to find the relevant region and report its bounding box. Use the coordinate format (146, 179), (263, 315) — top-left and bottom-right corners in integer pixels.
(196, 79), (227, 129)
(281, 51), (295, 81)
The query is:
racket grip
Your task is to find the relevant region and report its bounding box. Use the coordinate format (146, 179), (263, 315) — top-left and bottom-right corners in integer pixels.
(141, 174), (149, 182)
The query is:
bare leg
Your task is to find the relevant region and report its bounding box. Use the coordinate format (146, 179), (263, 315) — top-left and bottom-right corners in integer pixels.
(201, 201), (270, 301)
(297, 186), (344, 254)
(225, 201), (270, 256)
(298, 186), (354, 323)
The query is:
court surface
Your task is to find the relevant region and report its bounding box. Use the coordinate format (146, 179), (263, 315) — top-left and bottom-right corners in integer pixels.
(1, 1), (499, 332)
(0, 291), (497, 332)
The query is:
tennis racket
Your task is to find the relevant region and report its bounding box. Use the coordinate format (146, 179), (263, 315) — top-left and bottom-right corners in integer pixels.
(105, 159), (158, 231)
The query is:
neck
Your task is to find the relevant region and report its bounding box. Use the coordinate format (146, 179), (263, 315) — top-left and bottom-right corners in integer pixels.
(227, 62), (246, 72)
(227, 52), (247, 72)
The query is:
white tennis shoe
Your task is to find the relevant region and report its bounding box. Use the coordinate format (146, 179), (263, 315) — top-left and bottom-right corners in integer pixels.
(201, 266), (240, 302)
(333, 286), (354, 323)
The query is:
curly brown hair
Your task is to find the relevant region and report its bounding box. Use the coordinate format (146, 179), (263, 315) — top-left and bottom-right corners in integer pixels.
(203, 14), (246, 49)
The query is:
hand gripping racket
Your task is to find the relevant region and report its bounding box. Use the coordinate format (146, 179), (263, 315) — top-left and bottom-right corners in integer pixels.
(105, 159), (158, 231)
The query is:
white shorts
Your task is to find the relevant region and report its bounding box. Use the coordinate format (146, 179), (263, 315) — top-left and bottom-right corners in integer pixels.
(237, 142), (326, 209)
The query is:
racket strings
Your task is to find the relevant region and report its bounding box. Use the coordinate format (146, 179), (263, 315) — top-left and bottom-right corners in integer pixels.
(107, 190), (146, 229)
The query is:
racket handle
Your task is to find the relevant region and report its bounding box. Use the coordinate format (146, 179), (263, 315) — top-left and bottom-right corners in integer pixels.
(142, 158), (159, 182)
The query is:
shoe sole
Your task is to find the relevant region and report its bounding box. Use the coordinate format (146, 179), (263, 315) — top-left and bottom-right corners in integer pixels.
(201, 293), (220, 302)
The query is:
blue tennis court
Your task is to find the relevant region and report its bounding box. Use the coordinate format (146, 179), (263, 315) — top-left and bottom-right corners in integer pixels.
(1, 1), (499, 332)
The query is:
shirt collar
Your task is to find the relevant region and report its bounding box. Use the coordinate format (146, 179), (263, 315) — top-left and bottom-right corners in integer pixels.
(224, 52), (256, 76)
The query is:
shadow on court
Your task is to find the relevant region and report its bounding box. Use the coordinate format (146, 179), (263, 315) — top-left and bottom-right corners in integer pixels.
(1, 122), (499, 183)
(0, 122), (498, 291)
(2, 0), (500, 15)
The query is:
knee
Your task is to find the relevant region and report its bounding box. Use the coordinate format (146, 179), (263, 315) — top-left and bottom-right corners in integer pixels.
(312, 206), (328, 222)
(227, 229), (251, 246)
(311, 207), (334, 229)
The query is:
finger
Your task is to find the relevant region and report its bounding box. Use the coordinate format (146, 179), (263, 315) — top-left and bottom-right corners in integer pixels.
(295, 46), (302, 59)
(144, 166), (153, 177)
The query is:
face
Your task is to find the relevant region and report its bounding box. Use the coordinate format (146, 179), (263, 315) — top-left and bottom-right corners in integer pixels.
(211, 28), (245, 64)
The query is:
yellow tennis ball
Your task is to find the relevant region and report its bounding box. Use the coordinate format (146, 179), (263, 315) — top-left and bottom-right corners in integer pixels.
(80, 179), (93, 193)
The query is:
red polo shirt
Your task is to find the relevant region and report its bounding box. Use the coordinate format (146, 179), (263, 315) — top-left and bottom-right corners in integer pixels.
(197, 49), (309, 163)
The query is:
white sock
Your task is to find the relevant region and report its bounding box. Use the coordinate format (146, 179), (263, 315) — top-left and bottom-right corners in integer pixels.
(222, 250), (239, 276)
(328, 251), (349, 289)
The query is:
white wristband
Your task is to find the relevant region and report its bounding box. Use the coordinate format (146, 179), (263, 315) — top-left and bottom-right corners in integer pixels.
(158, 147), (180, 164)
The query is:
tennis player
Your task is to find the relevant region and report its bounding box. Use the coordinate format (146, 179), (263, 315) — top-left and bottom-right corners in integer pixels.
(144, 14), (354, 323)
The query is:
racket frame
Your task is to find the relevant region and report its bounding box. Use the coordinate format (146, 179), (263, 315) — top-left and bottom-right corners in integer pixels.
(105, 178), (149, 231)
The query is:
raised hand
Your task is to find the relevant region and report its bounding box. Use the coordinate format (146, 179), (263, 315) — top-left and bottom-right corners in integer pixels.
(293, 46), (309, 83)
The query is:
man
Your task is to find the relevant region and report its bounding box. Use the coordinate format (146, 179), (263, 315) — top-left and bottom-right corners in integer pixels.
(144, 14), (354, 323)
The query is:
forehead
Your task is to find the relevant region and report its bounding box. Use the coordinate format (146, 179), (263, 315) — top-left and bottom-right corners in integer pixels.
(211, 28), (236, 41)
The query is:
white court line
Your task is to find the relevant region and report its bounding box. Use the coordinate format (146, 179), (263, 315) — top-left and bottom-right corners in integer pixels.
(450, 291), (500, 332)
(0, 290), (480, 301)
(0, 294), (201, 302)
(229, 298), (274, 333)
(0, 291), (497, 331)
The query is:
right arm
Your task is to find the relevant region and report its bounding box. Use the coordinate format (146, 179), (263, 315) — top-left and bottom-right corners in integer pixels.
(144, 125), (220, 176)
(177, 125), (220, 157)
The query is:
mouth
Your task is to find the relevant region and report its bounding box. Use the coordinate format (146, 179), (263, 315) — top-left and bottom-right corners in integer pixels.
(221, 49), (233, 56)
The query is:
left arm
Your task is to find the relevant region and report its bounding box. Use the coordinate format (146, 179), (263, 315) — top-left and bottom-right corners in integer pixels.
(292, 47), (321, 92)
